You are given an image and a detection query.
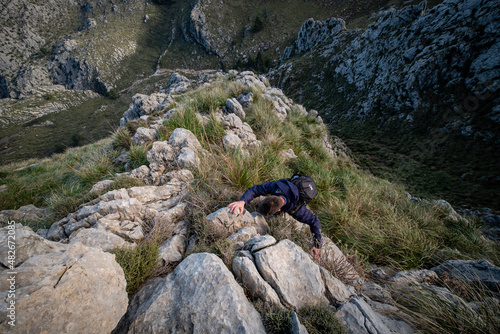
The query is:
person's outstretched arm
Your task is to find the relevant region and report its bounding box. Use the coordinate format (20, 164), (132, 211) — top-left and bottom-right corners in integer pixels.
(227, 181), (276, 215)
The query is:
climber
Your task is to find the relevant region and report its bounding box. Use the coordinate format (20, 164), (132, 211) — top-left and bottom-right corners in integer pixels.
(228, 175), (323, 259)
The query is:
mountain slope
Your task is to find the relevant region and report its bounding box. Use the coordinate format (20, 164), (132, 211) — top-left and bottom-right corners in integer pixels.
(269, 0), (500, 207)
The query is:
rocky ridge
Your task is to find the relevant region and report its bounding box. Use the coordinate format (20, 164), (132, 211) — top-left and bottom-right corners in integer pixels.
(2, 71), (499, 332)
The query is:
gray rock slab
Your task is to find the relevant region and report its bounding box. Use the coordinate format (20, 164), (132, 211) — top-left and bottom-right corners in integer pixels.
(320, 267), (357, 305)
(244, 235), (276, 252)
(69, 228), (133, 252)
(206, 207), (268, 235)
(0, 243), (128, 333)
(116, 253), (266, 333)
(254, 239), (328, 309)
(291, 311), (308, 334)
(0, 204), (48, 222)
(159, 234), (187, 264)
(335, 297), (391, 334)
(228, 226), (258, 244)
(233, 256), (282, 307)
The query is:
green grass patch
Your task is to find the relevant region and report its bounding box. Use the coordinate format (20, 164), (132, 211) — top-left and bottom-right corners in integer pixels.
(128, 144), (151, 169)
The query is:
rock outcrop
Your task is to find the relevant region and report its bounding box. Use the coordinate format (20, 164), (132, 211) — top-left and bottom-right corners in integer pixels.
(0, 230), (128, 333)
(47, 175), (191, 243)
(114, 253), (266, 333)
(254, 239), (329, 309)
(432, 259), (500, 292)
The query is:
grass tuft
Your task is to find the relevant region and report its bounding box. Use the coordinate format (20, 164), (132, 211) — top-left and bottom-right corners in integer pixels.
(128, 144), (151, 169)
(111, 241), (160, 294)
(298, 305), (346, 334)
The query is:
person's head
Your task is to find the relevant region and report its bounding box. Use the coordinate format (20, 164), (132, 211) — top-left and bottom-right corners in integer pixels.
(257, 196), (284, 216)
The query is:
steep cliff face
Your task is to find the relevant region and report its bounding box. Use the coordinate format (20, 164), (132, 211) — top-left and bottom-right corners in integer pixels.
(0, 0), (173, 99)
(270, 0), (500, 206)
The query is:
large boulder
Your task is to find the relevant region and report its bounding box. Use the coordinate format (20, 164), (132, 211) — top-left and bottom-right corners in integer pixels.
(253, 239), (329, 309)
(0, 243), (128, 333)
(115, 253), (266, 333)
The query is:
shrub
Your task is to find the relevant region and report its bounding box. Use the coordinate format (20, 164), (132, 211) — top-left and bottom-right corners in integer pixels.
(111, 241), (160, 294)
(45, 182), (100, 220)
(298, 305), (346, 334)
(71, 133), (86, 147)
(263, 307), (291, 334)
(253, 16), (265, 33)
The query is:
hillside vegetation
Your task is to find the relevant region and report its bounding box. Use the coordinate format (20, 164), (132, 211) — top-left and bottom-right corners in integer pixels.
(1, 73), (497, 270)
(1, 72), (499, 333)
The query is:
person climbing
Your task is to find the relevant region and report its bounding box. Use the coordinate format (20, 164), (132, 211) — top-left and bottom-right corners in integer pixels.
(227, 175), (323, 259)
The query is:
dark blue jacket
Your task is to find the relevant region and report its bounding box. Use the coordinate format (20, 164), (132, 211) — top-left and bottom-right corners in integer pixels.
(240, 179), (323, 248)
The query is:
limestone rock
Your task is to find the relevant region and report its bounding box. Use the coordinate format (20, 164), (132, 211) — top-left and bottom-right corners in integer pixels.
(115, 253), (266, 333)
(90, 179), (115, 193)
(0, 243), (128, 333)
(0, 224), (67, 267)
(47, 180), (190, 242)
(206, 208), (268, 235)
(223, 132), (242, 150)
(176, 147), (199, 168)
(159, 234), (187, 265)
(235, 250), (254, 262)
(244, 235), (277, 253)
(129, 165), (150, 180)
(320, 267), (357, 305)
(232, 256), (282, 307)
(291, 311), (308, 334)
(69, 228), (133, 251)
(281, 17), (346, 61)
(121, 93), (172, 126)
(169, 128), (202, 151)
(147, 141), (175, 167)
(131, 127), (157, 146)
(391, 269), (438, 286)
(237, 92), (254, 109)
(254, 239), (328, 309)
(360, 282), (392, 304)
(226, 98), (246, 119)
(335, 297), (391, 334)
(228, 226), (258, 245)
(280, 149), (298, 159)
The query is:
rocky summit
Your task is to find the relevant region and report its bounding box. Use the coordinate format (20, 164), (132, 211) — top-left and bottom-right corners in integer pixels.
(1, 0), (500, 333)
